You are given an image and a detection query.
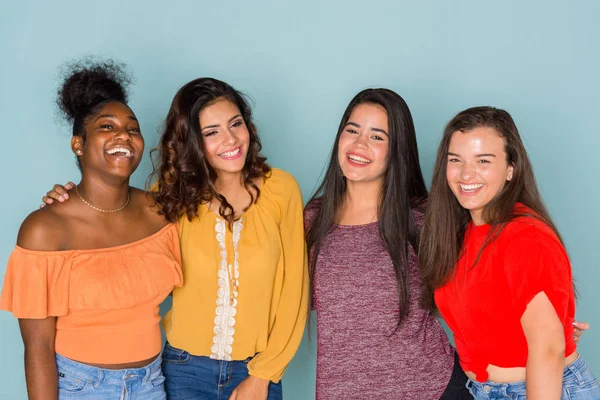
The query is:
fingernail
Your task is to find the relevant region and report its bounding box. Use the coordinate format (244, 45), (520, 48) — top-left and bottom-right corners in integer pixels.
(64, 194), (69, 199)
(59, 196), (64, 202)
(572, 321), (578, 326)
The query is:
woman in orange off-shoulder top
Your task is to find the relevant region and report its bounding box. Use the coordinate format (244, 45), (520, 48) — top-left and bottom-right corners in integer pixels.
(0, 60), (182, 400)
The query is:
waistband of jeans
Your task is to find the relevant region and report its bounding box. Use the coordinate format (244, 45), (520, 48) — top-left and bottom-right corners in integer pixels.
(467, 354), (587, 391)
(55, 352), (162, 382)
(165, 341), (255, 363)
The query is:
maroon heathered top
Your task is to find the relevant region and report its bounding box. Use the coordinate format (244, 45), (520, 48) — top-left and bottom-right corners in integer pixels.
(305, 200), (455, 399)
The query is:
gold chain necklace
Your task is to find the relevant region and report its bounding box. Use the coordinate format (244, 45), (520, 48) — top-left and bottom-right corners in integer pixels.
(75, 185), (130, 213)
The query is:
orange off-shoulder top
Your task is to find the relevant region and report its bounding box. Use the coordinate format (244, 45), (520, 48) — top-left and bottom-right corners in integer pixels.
(0, 223), (182, 364)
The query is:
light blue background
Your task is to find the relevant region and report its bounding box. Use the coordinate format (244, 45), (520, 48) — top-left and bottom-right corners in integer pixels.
(1, 1), (598, 398)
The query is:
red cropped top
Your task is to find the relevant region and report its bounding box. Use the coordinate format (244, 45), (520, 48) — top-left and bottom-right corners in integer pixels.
(434, 205), (576, 382)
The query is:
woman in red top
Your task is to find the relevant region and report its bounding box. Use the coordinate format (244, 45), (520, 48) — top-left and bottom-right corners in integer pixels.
(419, 106), (599, 399)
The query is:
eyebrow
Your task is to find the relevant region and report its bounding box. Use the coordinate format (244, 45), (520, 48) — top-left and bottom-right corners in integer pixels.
(346, 121), (389, 137)
(94, 114), (138, 122)
(447, 152), (497, 157)
(201, 114), (243, 131)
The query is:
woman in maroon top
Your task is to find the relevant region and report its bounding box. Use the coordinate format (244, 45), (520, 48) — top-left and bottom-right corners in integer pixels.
(420, 106), (599, 399)
(304, 89), (471, 399)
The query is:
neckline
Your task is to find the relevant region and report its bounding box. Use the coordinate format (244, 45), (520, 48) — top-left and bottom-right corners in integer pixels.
(334, 221), (378, 229)
(15, 223), (176, 255)
(469, 221), (492, 237)
(202, 173), (269, 220)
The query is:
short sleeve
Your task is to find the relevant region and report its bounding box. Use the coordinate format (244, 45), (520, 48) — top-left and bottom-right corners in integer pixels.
(0, 247), (72, 319)
(504, 229), (573, 321)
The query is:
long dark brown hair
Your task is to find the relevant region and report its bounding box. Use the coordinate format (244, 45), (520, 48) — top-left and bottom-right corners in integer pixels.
(306, 88), (428, 327)
(419, 106), (564, 310)
(150, 78), (270, 224)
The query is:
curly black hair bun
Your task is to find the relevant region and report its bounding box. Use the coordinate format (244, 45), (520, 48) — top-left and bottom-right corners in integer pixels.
(57, 58), (133, 131)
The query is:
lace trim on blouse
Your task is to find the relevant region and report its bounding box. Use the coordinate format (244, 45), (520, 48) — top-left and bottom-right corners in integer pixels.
(210, 218), (242, 360)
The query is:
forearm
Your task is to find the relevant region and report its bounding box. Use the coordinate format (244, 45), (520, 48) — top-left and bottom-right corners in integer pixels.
(525, 349), (564, 400)
(24, 346), (58, 400)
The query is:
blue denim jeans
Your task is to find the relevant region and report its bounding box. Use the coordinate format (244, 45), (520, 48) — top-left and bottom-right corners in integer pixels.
(161, 342), (283, 400)
(56, 353), (166, 399)
(466, 355), (600, 399)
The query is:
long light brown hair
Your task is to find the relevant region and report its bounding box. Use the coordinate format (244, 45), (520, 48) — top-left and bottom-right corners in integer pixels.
(419, 106), (564, 310)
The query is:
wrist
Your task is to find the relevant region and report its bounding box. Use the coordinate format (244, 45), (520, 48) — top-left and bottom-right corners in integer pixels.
(247, 375), (270, 387)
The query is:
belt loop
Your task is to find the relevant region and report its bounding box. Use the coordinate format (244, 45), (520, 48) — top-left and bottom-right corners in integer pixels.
(573, 361), (585, 387)
(144, 361), (153, 386)
(94, 369), (105, 389)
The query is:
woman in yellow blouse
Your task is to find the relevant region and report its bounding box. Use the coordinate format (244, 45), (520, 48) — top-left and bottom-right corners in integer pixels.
(153, 77), (308, 399)
(44, 77), (308, 400)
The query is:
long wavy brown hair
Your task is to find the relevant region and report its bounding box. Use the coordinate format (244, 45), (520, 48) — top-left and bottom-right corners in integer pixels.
(149, 78), (270, 224)
(419, 106), (565, 311)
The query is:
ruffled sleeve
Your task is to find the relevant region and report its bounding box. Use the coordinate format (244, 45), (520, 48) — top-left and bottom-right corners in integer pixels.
(0, 246), (72, 319)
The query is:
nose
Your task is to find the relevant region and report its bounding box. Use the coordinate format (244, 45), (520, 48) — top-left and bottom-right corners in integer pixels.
(114, 128), (132, 142)
(354, 132), (368, 147)
(223, 128), (239, 146)
(460, 163), (476, 181)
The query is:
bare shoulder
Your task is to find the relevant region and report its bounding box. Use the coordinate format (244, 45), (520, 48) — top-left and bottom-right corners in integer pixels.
(130, 187), (169, 227)
(17, 207), (65, 251)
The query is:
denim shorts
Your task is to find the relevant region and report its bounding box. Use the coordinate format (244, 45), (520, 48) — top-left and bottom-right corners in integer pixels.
(55, 353), (166, 399)
(161, 342), (283, 400)
(466, 355), (600, 399)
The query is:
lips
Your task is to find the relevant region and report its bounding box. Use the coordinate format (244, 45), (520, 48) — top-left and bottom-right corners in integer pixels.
(458, 183), (484, 195)
(105, 146), (134, 159)
(346, 152), (372, 167)
(218, 146), (242, 160)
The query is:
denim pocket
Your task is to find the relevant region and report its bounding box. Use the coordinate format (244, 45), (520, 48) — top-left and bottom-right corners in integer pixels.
(57, 370), (89, 393)
(162, 343), (192, 364)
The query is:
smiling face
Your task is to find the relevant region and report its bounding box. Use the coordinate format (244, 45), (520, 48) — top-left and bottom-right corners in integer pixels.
(199, 98), (250, 178)
(337, 103), (389, 185)
(72, 101), (144, 179)
(446, 126), (514, 225)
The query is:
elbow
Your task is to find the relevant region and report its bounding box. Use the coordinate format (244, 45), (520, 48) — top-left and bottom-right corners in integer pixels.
(23, 339), (55, 357)
(528, 340), (566, 363)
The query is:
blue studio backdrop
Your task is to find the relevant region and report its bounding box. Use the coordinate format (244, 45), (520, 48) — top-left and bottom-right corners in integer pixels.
(1, 1), (599, 398)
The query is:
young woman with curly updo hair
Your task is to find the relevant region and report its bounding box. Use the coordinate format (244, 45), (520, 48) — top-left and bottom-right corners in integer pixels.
(0, 60), (183, 399)
(41, 77), (308, 400)
(152, 78), (308, 400)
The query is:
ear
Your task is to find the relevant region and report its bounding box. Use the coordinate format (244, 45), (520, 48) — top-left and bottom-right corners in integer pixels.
(71, 136), (83, 156)
(507, 164), (515, 181)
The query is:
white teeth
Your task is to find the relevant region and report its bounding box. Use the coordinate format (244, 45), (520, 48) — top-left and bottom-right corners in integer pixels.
(460, 183), (483, 191)
(106, 147), (132, 157)
(219, 148), (240, 157)
(347, 154), (371, 163)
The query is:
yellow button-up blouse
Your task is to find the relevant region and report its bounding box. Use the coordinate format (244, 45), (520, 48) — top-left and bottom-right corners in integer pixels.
(163, 168), (309, 382)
